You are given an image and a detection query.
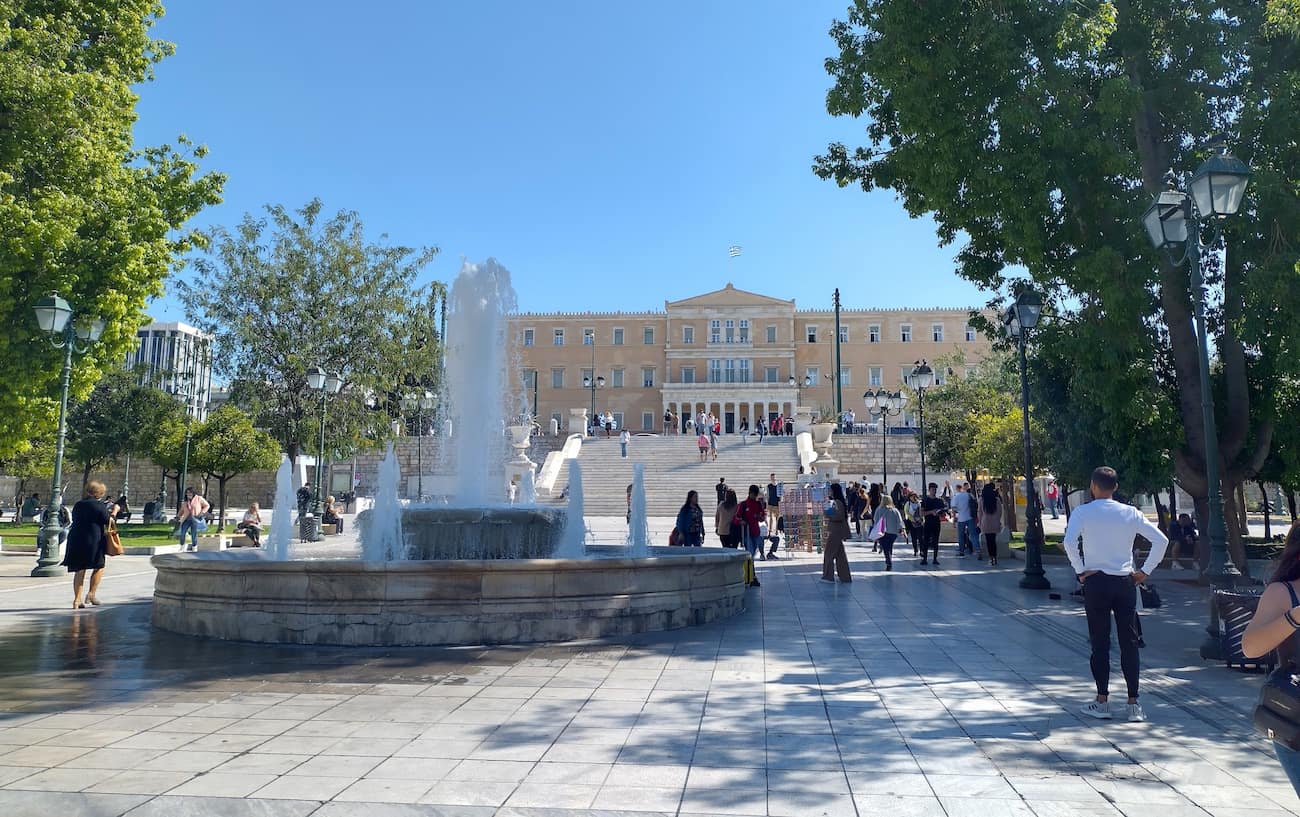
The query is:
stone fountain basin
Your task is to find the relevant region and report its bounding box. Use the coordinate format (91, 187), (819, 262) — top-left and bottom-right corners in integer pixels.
(150, 548), (749, 646)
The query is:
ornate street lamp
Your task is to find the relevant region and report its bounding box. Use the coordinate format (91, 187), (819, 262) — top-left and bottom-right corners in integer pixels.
(583, 374), (606, 434)
(31, 294), (104, 577)
(864, 388), (906, 487)
(402, 389), (436, 500)
(1003, 289), (1050, 590)
(910, 360), (934, 491)
(306, 366), (344, 540)
(1142, 144), (1250, 657)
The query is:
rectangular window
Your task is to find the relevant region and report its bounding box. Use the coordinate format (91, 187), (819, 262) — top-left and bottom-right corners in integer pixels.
(725, 319), (735, 343)
(551, 368), (564, 389)
(766, 325), (777, 344)
(739, 319), (750, 342)
(682, 326), (694, 344)
(869, 366), (882, 386)
(806, 366), (820, 383)
(932, 323), (944, 343)
(839, 366), (851, 385)
(523, 328), (535, 347)
(708, 359), (722, 384)
(581, 368), (594, 386)
(900, 324), (912, 343)
(613, 327), (624, 345)
(583, 328), (594, 346)
(681, 366), (696, 384)
(611, 368), (625, 388)
(868, 324), (880, 343)
(613, 412), (624, 429)
(965, 324), (977, 342)
(901, 366), (912, 386)
(710, 320), (721, 343)
(642, 411), (653, 431)
(739, 360), (751, 383)
(806, 325), (818, 343)
(765, 366), (779, 383)
(553, 328), (565, 346)
(641, 367), (655, 388)
(839, 326), (849, 343)
(724, 359), (736, 383)
(935, 368), (948, 386)
(643, 326), (654, 345)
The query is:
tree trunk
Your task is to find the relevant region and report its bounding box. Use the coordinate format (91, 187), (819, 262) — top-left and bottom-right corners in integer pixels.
(1001, 477), (1017, 532)
(217, 475), (228, 532)
(1238, 482), (1250, 534)
(1152, 492), (1169, 535)
(1222, 481), (1251, 579)
(1261, 480), (1272, 541)
(1168, 484), (1178, 518)
(81, 462), (93, 491)
(1289, 490), (1298, 523)
(1061, 486), (1072, 518)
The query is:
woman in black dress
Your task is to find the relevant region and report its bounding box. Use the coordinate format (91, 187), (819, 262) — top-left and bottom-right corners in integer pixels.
(61, 481), (116, 609)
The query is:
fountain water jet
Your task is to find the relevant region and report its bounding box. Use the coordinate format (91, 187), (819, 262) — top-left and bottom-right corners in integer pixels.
(265, 456), (295, 560)
(626, 463), (649, 558)
(553, 460), (587, 559)
(363, 443), (404, 561)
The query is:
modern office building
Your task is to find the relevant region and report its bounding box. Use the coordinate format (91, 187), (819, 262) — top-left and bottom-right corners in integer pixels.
(123, 320), (214, 420)
(511, 284), (992, 434)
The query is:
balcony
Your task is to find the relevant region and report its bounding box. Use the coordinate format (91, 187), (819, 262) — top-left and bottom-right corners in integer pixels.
(704, 338), (753, 349)
(663, 381), (795, 391)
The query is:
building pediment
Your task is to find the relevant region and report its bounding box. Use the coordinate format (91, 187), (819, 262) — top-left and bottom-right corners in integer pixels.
(666, 283), (794, 310)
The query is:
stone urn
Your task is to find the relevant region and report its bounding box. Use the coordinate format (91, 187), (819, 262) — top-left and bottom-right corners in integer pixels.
(568, 408), (589, 437)
(810, 422), (836, 454)
(792, 407), (814, 436)
(505, 424), (536, 491)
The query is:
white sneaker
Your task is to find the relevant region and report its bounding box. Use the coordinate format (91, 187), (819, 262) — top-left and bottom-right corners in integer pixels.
(1126, 703), (1146, 722)
(1080, 701), (1112, 720)
(819, 578), (836, 584)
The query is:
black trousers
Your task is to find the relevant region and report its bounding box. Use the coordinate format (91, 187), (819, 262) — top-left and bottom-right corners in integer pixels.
(1083, 572), (1140, 699)
(878, 532), (897, 565)
(921, 522), (940, 559)
(984, 532), (998, 561)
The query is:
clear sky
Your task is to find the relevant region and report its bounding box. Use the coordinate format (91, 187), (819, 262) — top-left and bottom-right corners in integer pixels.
(133, 0), (988, 321)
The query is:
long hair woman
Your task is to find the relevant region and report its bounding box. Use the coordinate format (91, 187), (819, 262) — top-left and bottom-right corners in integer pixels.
(876, 495), (904, 571)
(676, 490), (704, 547)
(61, 481), (116, 608)
(979, 483), (1002, 566)
(716, 488), (740, 548)
(820, 482), (853, 584)
(1243, 522), (1300, 794)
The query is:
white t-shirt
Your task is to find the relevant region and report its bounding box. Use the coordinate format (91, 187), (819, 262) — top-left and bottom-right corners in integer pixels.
(952, 491), (975, 522)
(619, 430), (630, 444)
(1062, 498), (1169, 576)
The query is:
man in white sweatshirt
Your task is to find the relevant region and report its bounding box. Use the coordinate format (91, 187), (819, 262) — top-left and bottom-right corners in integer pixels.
(1062, 466), (1169, 723)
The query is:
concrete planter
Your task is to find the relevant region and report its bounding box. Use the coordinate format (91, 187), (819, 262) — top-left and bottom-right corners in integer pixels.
(810, 422), (836, 450)
(151, 547), (749, 647)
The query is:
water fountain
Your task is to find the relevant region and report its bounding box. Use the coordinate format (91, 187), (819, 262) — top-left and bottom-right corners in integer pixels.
(264, 456), (295, 561)
(151, 258), (747, 646)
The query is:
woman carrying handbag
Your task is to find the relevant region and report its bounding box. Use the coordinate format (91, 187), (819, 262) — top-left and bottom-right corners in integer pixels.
(61, 481), (119, 609)
(1243, 523), (1300, 794)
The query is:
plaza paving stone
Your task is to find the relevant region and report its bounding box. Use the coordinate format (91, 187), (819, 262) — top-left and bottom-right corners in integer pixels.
(0, 531), (1296, 817)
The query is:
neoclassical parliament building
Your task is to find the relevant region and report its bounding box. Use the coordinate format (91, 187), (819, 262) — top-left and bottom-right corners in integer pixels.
(511, 284), (992, 434)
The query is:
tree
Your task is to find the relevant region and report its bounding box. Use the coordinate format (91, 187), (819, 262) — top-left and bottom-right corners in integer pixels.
(966, 407), (1051, 531)
(189, 405), (280, 529)
(915, 351), (1018, 476)
(66, 370), (178, 488)
(815, 1), (1300, 574)
(137, 404), (189, 513)
(0, 0), (225, 459)
(0, 435), (55, 513)
(177, 200), (439, 465)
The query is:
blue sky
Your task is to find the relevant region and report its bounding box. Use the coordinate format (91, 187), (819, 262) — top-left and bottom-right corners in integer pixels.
(134, 0), (988, 321)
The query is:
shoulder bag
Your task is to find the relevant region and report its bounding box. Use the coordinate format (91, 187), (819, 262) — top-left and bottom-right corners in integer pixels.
(105, 517), (124, 557)
(1254, 583), (1300, 748)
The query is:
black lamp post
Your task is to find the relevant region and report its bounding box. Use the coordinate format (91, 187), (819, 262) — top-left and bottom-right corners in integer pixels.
(306, 366), (343, 540)
(1141, 144), (1250, 657)
(864, 388), (906, 487)
(910, 361), (934, 491)
(31, 294), (104, 577)
(1003, 290), (1050, 590)
(402, 390), (435, 500)
(583, 373), (605, 434)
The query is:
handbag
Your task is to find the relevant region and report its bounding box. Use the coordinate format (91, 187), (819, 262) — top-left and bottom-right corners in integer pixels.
(866, 516), (886, 543)
(1138, 583), (1162, 609)
(105, 518), (124, 557)
(1254, 583), (1300, 747)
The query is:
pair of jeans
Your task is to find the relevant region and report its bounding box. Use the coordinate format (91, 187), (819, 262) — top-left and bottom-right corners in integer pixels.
(1275, 743), (1300, 797)
(743, 530), (763, 558)
(620, 442), (628, 457)
(956, 520), (976, 555)
(1083, 572), (1140, 699)
(178, 516), (199, 550)
(877, 532), (897, 567)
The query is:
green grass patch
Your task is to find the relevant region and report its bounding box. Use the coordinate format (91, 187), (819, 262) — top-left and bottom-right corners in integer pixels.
(1008, 532), (1065, 555)
(3, 522), (219, 548)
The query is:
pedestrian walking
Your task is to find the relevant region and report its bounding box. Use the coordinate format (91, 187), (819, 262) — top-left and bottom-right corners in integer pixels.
(697, 431), (709, 463)
(738, 485), (766, 560)
(904, 491), (922, 555)
(675, 490), (705, 547)
(978, 483), (1002, 565)
(876, 495), (904, 571)
(1064, 466), (1168, 723)
(919, 483), (944, 565)
(1243, 522), (1300, 793)
(708, 427), (718, 461)
(716, 477), (728, 505)
(619, 428), (631, 458)
(1047, 481), (1060, 519)
(953, 482), (977, 558)
(61, 481), (117, 609)
(177, 487), (210, 552)
(820, 482), (853, 583)
(664, 409), (674, 435)
(716, 489), (740, 548)
(756, 416), (766, 444)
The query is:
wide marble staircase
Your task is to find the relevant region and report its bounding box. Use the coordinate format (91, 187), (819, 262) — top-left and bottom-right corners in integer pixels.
(551, 435), (800, 516)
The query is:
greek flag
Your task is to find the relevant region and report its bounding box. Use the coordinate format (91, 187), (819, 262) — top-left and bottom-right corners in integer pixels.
(728, 245), (742, 257)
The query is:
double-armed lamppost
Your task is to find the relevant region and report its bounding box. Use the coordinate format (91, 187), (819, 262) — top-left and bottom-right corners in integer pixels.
(172, 355), (205, 513)
(1003, 290), (1050, 590)
(306, 366), (344, 539)
(910, 361), (934, 491)
(402, 389), (435, 500)
(864, 388), (906, 487)
(583, 373), (605, 433)
(788, 374), (813, 413)
(1141, 144), (1250, 655)
(31, 294), (104, 577)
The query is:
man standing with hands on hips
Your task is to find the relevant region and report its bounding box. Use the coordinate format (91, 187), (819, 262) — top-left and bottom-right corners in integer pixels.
(1063, 466), (1169, 723)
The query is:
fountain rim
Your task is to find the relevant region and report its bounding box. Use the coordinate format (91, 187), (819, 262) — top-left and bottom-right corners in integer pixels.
(150, 549), (746, 573)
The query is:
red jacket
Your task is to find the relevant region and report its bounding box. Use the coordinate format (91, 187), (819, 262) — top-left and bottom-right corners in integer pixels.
(738, 498), (764, 537)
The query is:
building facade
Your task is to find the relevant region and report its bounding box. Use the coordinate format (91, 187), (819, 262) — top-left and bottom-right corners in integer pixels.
(123, 321), (214, 420)
(511, 284), (991, 435)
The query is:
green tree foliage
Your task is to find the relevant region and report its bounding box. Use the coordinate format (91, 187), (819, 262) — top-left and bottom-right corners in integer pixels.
(915, 351), (1018, 475)
(178, 200), (439, 464)
(189, 405), (280, 529)
(0, 434), (55, 511)
(66, 369), (178, 487)
(967, 408), (1050, 487)
(0, 0), (225, 459)
(137, 403), (189, 511)
(815, 0), (1300, 572)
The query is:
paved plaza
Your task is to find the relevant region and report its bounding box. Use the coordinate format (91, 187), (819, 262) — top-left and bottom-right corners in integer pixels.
(0, 532), (1295, 817)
